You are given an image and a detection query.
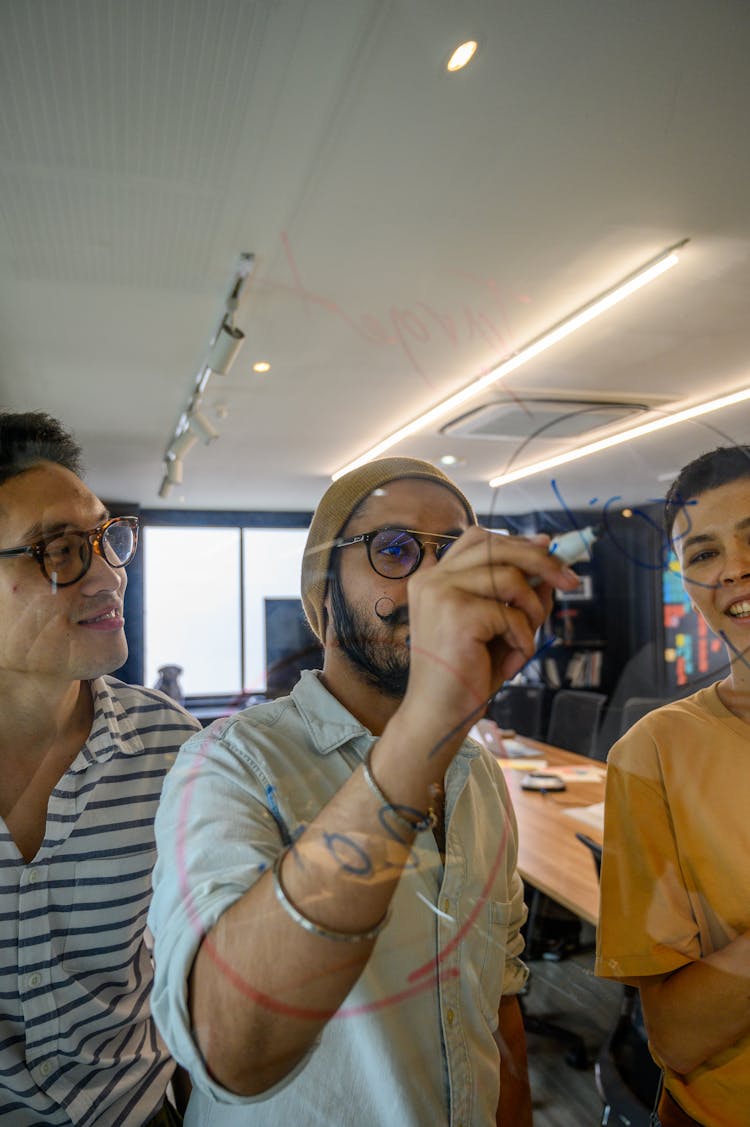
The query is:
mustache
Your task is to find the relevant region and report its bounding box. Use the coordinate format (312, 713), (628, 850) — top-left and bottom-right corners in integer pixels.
(374, 599), (409, 626)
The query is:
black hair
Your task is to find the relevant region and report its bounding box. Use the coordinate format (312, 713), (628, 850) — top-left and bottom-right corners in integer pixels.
(0, 411), (83, 487)
(665, 445), (750, 542)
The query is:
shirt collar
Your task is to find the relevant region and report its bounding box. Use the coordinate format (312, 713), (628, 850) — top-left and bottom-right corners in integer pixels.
(290, 669), (480, 765)
(291, 669), (372, 756)
(68, 676), (144, 770)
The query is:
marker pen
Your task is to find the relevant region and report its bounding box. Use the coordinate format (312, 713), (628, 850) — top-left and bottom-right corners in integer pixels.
(530, 525), (600, 586)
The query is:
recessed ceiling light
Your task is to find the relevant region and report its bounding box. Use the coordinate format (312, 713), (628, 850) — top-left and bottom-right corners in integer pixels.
(440, 454), (459, 465)
(253, 361), (271, 373)
(446, 40), (478, 72)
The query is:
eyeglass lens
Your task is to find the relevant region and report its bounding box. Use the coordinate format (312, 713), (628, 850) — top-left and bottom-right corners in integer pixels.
(369, 530), (422, 577)
(368, 529), (453, 578)
(43, 521), (136, 584)
(100, 521), (136, 565)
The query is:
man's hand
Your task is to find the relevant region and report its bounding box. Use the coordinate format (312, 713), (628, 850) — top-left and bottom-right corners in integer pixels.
(397, 527), (580, 763)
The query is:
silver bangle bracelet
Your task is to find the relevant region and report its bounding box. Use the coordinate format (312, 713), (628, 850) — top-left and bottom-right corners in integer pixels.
(362, 743), (436, 834)
(272, 848), (390, 943)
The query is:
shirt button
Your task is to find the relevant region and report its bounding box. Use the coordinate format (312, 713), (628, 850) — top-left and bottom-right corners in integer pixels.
(28, 972), (42, 989)
(446, 1008), (455, 1026)
(28, 870), (41, 884)
(39, 1060), (52, 1078)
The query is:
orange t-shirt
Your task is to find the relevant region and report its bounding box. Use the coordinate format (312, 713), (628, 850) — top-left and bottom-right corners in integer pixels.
(596, 684), (750, 1127)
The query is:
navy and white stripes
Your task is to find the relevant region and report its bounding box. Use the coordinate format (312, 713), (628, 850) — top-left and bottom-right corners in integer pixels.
(0, 677), (200, 1125)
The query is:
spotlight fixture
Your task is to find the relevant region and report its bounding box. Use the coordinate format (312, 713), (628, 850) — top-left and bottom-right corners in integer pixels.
(157, 252), (255, 497)
(207, 318), (245, 376)
(253, 360), (271, 373)
(170, 429), (198, 459)
(332, 239), (688, 480)
(188, 407), (220, 444)
(165, 456), (183, 486)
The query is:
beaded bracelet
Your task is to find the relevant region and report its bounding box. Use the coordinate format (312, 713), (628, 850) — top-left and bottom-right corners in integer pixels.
(272, 848), (390, 943)
(362, 743), (437, 834)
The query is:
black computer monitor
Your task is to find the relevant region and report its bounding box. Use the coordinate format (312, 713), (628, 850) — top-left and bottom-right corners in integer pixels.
(264, 598), (323, 697)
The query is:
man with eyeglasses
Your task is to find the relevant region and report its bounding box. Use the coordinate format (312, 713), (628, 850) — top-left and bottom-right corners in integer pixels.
(0, 412), (201, 1126)
(149, 457), (579, 1126)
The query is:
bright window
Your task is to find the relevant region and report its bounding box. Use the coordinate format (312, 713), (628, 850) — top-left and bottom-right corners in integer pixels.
(144, 527), (242, 695)
(143, 524), (316, 696)
(242, 528), (310, 691)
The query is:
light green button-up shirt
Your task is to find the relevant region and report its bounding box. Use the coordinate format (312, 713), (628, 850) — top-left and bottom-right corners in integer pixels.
(150, 670), (527, 1126)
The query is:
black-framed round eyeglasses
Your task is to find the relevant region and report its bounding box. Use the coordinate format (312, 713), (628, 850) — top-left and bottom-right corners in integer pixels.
(0, 515), (140, 587)
(334, 527), (460, 579)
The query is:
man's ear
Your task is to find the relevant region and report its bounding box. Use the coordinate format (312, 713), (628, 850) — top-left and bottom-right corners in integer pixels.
(321, 592), (331, 646)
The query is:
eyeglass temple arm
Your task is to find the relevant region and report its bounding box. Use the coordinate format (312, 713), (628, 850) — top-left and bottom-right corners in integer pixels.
(0, 545), (36, 559)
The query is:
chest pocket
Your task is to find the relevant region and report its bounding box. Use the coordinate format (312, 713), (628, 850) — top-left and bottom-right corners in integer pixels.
(58, 844), (156, 976)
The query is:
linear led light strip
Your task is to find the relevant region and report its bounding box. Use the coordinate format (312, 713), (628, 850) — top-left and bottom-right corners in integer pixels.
(332, 239), (688, 481)
(488, 386), (750, 487)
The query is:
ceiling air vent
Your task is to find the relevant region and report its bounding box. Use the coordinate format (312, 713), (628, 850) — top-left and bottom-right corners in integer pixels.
(440, 398), (650, 442)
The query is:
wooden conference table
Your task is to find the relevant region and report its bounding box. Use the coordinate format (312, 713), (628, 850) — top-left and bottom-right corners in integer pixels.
(499, 739), (607, 926)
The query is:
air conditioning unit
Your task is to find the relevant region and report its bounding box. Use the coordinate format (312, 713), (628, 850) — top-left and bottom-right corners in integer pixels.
(440, 397), (650, 443)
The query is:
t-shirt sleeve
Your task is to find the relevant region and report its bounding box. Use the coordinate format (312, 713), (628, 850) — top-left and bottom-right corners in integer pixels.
(595, 724), (702, 983)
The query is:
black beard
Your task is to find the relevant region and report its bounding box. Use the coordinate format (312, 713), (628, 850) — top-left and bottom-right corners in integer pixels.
(329, 573), (409, 699)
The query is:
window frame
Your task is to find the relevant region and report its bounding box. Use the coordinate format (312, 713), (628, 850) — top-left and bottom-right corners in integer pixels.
(138, 508), (312, 701)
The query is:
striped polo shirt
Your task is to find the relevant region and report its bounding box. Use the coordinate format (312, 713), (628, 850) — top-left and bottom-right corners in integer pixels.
(0, 676), (201, 1126)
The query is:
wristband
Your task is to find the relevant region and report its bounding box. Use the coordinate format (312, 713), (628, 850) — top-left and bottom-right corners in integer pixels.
(272, 847), (390, 943)
(362, 743), (437, 834)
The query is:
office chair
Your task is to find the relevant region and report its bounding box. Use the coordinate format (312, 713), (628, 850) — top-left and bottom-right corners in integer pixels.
(519, 981), (589, 1069)
(575, 832), (602, 877)
(619, 696), (667, 736)
(574, 834), (662, 1126)
(547, 689), (607, 759)
(595, 988), (662, 1127)
(521, 837), (593, 1067)
(487, 683), (547, 740)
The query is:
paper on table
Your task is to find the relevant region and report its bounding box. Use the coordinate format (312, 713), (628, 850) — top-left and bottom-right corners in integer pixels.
(497, 758), (549, 771)
(551, 764), (606, 782)
(562, 801), (605, 831)
(501, 738), (544, 757)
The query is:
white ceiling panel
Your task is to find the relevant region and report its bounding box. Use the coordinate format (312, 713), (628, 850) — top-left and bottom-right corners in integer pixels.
(0, 0), (749, 517)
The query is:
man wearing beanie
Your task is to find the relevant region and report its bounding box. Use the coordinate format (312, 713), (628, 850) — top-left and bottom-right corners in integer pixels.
(149, 457), (580, 1126)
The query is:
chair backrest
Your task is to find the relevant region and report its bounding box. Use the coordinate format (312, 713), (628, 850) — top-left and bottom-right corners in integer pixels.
(575, 832), (661, 1121)
(575, 831), (602, 878)
(487, 683), (547, 740)
(595, 988), (662, 1125)
(619, 696), (667, 737)
(546, 689), (607, 758)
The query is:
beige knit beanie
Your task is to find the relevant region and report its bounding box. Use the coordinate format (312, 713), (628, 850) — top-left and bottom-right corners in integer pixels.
(301, 457), (476, 641)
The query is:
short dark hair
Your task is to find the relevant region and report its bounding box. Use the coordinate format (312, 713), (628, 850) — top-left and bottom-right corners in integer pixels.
(665, 445), (750, 542)
(0, 411), (83, 487)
